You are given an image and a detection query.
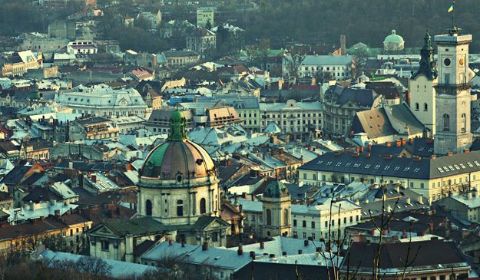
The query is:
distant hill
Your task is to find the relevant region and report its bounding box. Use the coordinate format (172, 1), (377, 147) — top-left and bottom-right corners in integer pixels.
(240, 0), (480, 51)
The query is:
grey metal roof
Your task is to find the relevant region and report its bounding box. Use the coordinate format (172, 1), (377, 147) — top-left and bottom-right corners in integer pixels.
(300, 150), (480, 180)
(325, 85), (379, 108)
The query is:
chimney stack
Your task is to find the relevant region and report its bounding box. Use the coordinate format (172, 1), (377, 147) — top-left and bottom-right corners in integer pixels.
(202, 241), (208, 251)
(304, 239), (309, 247)
(260, 241), (264, 249)
(237, 245), (243, 256)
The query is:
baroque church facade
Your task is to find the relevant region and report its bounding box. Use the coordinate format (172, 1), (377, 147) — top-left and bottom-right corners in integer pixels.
(88, 111), (229, 262)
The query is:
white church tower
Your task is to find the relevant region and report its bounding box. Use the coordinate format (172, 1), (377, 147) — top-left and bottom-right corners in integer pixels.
(434, 28), (475, 155)
(409, 32), (437, 135)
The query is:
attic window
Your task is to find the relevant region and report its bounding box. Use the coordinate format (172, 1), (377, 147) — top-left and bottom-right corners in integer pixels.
(414, 168), (420, 173)
(454, 165), (460, 170)
(196, 159), (204, 165)
(437, 168), (444, 173)
(394, 166), (400, 171)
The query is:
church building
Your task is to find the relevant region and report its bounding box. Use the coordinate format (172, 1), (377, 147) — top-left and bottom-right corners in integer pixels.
(88, 111), (229, 262)
(137, 110), (229, 246)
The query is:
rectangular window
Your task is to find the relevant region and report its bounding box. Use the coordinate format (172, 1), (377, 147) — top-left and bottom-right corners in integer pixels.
(101, 241), (109, 251)
(293, 219), (297, 227)
(302, 221), (306, 228)
(311, 221), (315, 229)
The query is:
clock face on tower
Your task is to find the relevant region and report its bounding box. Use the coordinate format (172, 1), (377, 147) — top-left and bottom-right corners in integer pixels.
(459, 58), (465, 66)
(444, 58), (451, 66)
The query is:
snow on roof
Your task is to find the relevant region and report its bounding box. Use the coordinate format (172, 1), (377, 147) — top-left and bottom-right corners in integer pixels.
(40, 250), (157, 278)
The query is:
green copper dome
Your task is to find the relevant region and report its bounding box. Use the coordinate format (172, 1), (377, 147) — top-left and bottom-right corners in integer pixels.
(383, 30), (405, 51)
(140, 111), (215, 181)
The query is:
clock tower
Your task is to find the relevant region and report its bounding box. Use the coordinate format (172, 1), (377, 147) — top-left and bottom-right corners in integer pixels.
(434, 28), (475, 155)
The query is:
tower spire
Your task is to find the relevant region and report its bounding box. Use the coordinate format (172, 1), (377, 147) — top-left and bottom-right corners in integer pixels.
(412, 31), (437, 80)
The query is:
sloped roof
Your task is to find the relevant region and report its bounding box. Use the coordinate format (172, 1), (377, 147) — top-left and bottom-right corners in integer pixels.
(343, 240), (467, 270)
(325, 85), (379, 108)
(300, 149), (480, 180)
(352, 108), (396, 139)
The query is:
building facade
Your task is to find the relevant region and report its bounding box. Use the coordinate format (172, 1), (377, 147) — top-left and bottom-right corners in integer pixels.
(55, 84), (148, 118)
(299, 150), (480, 204)
(323, 85), (382, 136)
(259, 100), (323, 139)
(298, 55), (353, 80)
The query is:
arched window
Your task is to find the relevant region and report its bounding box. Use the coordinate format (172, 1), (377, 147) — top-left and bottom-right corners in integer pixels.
(200, 198), (207, 214)
(415, 103), (419, 111)
(443, 114), (450, 131)
(461, 113), (467, 133)
(283, 209), (289, 226)
(424, 103), (428, 112)
(145, 199), (152, 216)
(266, 209), (272, 226)
(177, 200), (184, 217)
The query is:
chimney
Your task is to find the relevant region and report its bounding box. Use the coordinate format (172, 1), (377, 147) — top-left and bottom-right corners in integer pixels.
(181, 239), (185, 247)
(396, 140), (401, 147)
(260, 241), (264, 249)
(237, 245), (243, 255)
(340, 34), (347, 55)
(202, 242), (208, 251)
(464, 149), (470, 154)
(298, 249), (303, 254)
(249, 251), (255, 260)
(406, 197), (411, 205)
(447, 151), (453, 156)
(386, 142), (392, 148)
(304, 239), (309, 247)
(91, 175), (97, 183)
(282, 251), (287, 256)
(401, 138), (406, 146)
(168, 239), (173, 246)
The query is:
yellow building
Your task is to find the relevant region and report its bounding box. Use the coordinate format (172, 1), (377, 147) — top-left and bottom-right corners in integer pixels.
(299, 150), (480, 204)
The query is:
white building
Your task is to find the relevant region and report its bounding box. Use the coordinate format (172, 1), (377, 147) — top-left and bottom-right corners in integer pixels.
(238, 197), (361, 241)
(298, 55), (353, 80)
(259, 100), (323, 139)
(55, 84), (148, 118)
(67, 40), (98, 55)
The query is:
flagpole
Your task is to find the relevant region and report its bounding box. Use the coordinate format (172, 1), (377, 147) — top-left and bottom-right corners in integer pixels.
(452, 0), (455, 29)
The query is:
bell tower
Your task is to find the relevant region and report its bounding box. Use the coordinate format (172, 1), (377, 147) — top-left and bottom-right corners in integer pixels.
(434, 28), (475, 155)
(409, 31), (437, 134)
